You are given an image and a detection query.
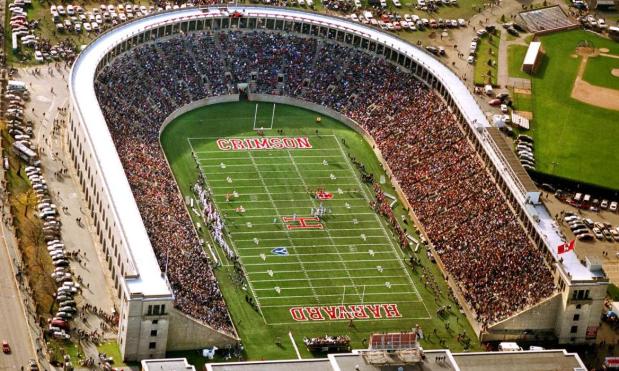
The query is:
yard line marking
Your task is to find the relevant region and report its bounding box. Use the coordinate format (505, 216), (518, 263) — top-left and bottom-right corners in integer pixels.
(228, 220), (376, 227)
(204, 169), (353, 174)
(199, 154), (343, 160)
(200, 161), (348, 167)
(243, 258), (401, 266)
(252, 275), (405, 282)
(244, 251), (393, 258)
(253, 283), (410, 291)
(267, 316), (432, 325)
(258, 291), (414, 299)
(230, 227), (385, 235)
(248, 151), (321, 303)
(234, 243), (393, 250)
(188, 138), (268, 322)
(207, 183), (360, 190)
(214, 197), (363, 203)
(194, 148), (342, 153)
(219, 205), (368, 211)
(260, 300), (423, 308)
(188, 134), (339, 140)
(212, 191), (354, 196)
(248, 267), (407, 274)
(207, 176), (355, 182)
(289, 332), (302, 360)
(236, 235), (386, 242)
(225, 212), (379, 219)
(334, 136), (430, 318)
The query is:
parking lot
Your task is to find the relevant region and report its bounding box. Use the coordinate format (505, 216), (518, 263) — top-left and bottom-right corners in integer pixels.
(8, 66), (120, 366)
(544, 194), (619, 284)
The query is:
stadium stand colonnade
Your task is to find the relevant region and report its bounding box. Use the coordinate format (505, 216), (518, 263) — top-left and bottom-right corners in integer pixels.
(68, 6), (608, 361)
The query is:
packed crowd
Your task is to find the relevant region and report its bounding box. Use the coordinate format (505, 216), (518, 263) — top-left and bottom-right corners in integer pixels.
(194, 179), (236, 260)
(371, 183), (409, 249)
(303, 335), (351, 347)
(95, 30), (555, 326)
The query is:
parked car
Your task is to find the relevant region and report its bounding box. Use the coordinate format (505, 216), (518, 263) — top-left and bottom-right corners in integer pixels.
(593, 227), (604, 240)
(2, 340), (10, 354)
(576, 233), (594, 241)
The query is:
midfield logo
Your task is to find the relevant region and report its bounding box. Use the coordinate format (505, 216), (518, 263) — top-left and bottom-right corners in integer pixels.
(282, 216), (323, 230)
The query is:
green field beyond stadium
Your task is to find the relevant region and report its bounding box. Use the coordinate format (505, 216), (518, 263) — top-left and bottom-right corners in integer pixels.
(528, 30), (619, 190)
(161, 101), (477, 361)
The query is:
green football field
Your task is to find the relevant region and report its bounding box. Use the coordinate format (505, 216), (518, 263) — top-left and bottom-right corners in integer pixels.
(161, 101), (478, 361)
(188, 133), (428, 324)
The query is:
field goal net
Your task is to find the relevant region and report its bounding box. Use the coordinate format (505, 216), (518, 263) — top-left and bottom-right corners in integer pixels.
(252, 103), (276, 131)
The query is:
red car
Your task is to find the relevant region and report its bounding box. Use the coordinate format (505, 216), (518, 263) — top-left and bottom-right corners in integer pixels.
(2, 340), (10, 354)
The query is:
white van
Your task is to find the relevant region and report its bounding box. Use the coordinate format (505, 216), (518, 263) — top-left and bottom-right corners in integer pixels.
(499, 342), (523, 352)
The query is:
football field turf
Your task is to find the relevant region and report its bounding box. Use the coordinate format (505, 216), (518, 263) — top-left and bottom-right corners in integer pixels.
(161, 101), (478, 360)
(188, 133), (429, 324)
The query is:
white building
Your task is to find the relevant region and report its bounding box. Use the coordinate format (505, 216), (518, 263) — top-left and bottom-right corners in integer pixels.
(68, 5), (607, 361)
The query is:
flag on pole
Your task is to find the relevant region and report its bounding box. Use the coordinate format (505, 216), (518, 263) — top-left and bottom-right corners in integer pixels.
(558, 240), (575, 254)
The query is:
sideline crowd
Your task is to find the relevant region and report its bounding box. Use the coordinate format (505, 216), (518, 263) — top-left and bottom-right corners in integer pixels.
(95, 30), (554, 327)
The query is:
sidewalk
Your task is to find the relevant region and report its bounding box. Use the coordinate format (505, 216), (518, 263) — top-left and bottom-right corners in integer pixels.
(14, 65), (120, 367)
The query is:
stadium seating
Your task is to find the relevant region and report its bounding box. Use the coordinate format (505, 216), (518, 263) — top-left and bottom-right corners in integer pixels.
(95, 30), (555, 329)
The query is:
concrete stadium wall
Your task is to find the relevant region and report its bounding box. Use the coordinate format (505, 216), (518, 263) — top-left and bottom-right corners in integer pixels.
(484, 293), (561, 341)
(167, 308), (239, 351)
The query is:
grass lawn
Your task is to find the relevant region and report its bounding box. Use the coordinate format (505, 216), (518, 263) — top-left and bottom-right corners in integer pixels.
(97, 341), (127, 367)
(582, 54), (619, 90)
(507, 44), (531, 80)
(161, 101), (479, 362)
(47, 339), (83, 365)
(473, 32), (500, 86)
(529, 30), (619, 190)
(510, 91), (533, 112)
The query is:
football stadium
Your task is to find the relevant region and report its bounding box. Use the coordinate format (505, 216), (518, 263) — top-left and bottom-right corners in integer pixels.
(59, 4), (607, 366)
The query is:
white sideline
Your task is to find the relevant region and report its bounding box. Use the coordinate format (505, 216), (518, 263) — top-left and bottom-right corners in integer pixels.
(289, 331), (302, 360)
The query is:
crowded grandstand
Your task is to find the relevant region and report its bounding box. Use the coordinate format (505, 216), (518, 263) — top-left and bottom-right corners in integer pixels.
(93, 28), (556, 330)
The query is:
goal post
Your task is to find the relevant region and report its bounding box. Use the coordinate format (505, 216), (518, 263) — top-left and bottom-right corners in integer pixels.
(252, 103), (276, 131)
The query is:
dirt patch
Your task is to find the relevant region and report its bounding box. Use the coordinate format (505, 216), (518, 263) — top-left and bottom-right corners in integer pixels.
(514, 87), (531, 95)
(514, 110), (533, 119)
(570, 54), (578, 59)
(612, 68), (619, 77)
(576, 46), (599, 57)
(600, 48), (610, 53)
(571, 55), (619, 111)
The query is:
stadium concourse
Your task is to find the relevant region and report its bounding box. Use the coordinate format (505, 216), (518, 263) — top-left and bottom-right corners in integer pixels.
(94, 29), (554, 329)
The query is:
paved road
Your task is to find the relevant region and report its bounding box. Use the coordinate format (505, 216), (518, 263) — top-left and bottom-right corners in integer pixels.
(0, 221), (36, 370)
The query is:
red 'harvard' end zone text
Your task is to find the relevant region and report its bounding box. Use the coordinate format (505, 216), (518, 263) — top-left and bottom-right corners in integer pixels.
(289, 304), (402, 321)
(216, 137), (313, 151)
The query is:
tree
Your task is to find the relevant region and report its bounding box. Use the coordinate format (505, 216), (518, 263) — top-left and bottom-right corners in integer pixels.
(17, 189), (38, 218)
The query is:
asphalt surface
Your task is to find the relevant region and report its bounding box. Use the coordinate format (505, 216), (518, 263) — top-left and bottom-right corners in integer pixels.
(0, 221), (36, 370)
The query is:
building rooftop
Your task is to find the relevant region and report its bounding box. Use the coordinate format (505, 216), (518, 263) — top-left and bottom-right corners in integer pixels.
(523, 41), (542, 66)
(452, 350), (585, 371)
(142, 358), (196, 371)
(205, 349), (586, 371)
